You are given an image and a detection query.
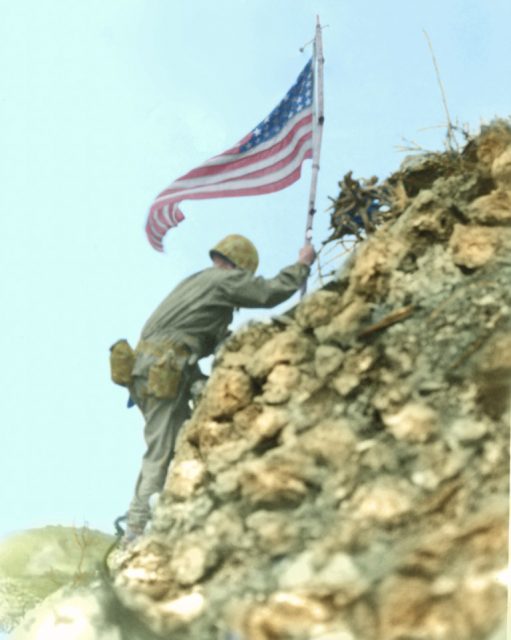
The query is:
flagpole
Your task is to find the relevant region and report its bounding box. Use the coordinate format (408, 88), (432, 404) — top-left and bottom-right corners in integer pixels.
(301, 16), (325, 296)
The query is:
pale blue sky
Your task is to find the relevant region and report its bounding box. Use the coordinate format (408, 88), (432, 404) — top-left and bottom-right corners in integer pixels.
(1, 0), (510, 541)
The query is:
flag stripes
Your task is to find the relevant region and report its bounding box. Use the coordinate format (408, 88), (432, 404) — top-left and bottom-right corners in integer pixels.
(146, 58), (314, 252)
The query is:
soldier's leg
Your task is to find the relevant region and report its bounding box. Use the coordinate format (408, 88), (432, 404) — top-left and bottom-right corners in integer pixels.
(127, 377), (191, 533)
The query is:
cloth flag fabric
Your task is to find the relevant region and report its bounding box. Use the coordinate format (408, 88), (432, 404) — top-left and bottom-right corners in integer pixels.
(146, 58), (314, 251)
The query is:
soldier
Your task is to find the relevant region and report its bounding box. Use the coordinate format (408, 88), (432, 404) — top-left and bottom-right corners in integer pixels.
(112, 234), (316, 543)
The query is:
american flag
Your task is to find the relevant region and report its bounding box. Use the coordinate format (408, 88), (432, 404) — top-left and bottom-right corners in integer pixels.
(146, 58), (314, 251)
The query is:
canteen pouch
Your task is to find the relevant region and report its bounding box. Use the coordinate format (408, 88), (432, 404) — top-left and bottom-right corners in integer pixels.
(147, 349), (183, 399)
(109, 339), (135, 386)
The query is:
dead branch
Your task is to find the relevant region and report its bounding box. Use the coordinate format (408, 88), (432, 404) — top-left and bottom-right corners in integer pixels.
(359, 305), (415, 338)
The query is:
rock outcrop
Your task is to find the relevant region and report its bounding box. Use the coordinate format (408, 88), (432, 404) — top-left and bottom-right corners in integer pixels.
(12, 121), (511, 640)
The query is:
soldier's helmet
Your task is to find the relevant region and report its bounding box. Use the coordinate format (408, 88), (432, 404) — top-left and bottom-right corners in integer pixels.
(210, 234), (259, 273)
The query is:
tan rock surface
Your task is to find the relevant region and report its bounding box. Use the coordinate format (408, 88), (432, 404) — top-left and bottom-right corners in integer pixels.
(205, 367), (253, 417)
(295, 289), (345, 329)
(382, 401), (439, 443)
(469, 188), (511, 224)
(449, 223), (508, 269)
(246, 329), (314, 378)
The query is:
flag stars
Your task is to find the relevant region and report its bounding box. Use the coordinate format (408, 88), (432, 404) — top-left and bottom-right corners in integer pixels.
(239, 57), (313, 153)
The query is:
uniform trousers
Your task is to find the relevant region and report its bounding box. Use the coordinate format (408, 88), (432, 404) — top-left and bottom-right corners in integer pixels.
(126, 369), (192, 532)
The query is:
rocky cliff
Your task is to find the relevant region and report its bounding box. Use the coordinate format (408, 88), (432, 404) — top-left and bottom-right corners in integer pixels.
(12, 122), (511, 640)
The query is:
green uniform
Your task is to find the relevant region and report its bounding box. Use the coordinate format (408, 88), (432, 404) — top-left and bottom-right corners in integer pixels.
(126, 261), (309, 532)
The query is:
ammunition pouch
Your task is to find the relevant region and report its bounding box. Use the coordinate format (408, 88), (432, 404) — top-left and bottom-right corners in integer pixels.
(137, 339), (190, 400)
(109, 339), (135, 386)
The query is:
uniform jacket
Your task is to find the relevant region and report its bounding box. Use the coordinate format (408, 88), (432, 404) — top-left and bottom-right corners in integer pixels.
(132, 261), (309, 377)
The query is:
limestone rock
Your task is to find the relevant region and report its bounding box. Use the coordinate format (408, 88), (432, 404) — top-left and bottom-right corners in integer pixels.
(410, 469), (444, 491)
(251, 406), (289, 439)
(150, 493), (214, 537)
(238, 592), (334, 640)
(239, 455), (310, 508)
(277, 550), (314, 589)
(314, 344), (345, 378)
(308, 630), (355, 640)
(401, 189), (458, 240)
(320, 554), (370, 605)
(202, 438), (253, 474)
(476, 121), (511, 173)
(155, 590), (205, 631)
(203, 506), (244, 550)
(449, 223), (506, 269)
(477, 330), (511, 374)
(169, 533), (219, 586)
(329, 346), (376, 397)
(378, 538), (507, 640)
(377, 575), (466, 640)
(232, 403), (262, 433)
(246, 329), (315, 378)
(468, 188), (511, 225)
(315, 298), (371, 344)
(246, 511), (302, 556)
(492, 145), (511, 189)
(205, 367), (253, 418)
(449, 417), (489, 443)
(346, 234), (407, 297)
(412, 442), (470, 490)
(261, 365), (300, 403)
(212, 468), (239, 499)
(299, 420), (357, 466)
(371, 379), (413, 413)
(474, 329), (511, 417)
(279, 551), (369, 604)
(350, 478), (416, 524)
(295, 290), (344, 329)
(290, 365), (327, 404)
(359, 441), (399, 473)
(166, 457), (206, 500)
(116, 541), (174, 599)
(197, 419), (235, 453)
(219, 321), (279, 356)
(331, 371), (360, 396)
(382, 402), (438, 443)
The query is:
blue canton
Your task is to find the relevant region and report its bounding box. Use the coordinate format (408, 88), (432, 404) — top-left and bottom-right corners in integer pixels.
(240, 58), (313, 153)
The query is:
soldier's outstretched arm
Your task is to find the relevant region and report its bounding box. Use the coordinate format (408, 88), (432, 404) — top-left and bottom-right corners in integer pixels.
(218, 244), (316, 309)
